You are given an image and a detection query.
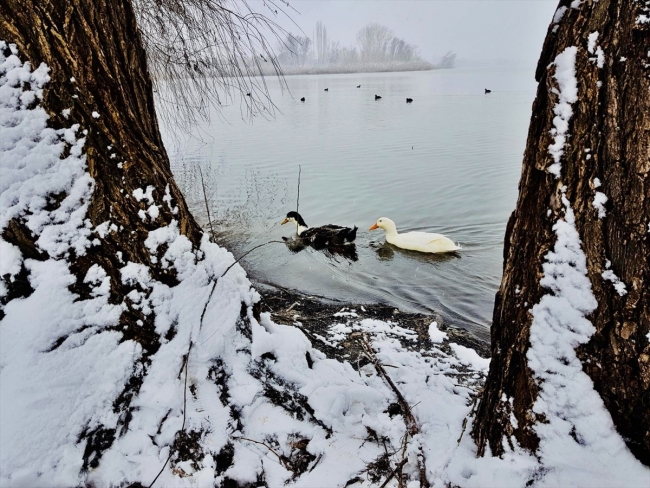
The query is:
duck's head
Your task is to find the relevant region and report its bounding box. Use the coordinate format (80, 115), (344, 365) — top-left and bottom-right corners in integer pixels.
(369, 217), (396, 233)
(281, 211), (308, 228)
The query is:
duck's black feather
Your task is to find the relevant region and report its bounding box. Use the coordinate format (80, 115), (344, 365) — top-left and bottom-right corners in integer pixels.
(284, 212), (357, 246)
(301, 225), (357, 246)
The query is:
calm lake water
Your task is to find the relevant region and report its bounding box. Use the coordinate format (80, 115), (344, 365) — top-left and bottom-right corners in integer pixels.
(161, 68), (538, 340)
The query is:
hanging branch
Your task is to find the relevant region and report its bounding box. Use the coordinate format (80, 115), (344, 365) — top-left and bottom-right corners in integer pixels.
(296, 165), (301, 234)
(198, 165), (216, 240)
(132, 0), (298, 128)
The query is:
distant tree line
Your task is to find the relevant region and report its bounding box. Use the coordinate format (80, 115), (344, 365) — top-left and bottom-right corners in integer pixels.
(276, 21), (423, 68)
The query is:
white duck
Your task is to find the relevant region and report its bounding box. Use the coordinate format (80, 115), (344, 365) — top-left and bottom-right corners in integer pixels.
(369, 217), (460, 254)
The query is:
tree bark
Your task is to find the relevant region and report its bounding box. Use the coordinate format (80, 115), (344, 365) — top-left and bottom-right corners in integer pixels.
(0, 0), (203, 293)
(472, 0), (650, 464)
(0, 0), (203, 464)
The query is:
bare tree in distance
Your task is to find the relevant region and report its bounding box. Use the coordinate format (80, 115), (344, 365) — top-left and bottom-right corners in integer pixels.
(357, 23), (393, 62)
(438, 51), (457, 69)
(132, 0), (299, 128)
(277, 33), (313, 67)
(315, 20), (329, 65)
(387, 37), (418, 62)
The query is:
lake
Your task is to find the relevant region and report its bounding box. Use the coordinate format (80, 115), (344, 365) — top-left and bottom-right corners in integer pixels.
(161, 68), (538, 340)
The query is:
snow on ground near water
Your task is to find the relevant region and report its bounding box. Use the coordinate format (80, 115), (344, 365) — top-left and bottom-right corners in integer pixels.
(2, 42), (648, 487)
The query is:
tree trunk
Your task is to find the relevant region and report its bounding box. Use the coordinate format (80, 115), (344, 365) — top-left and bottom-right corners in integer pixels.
(472, 0), (650, 465)
(0, 0), (202, 254)
(0, 0), (202, 469)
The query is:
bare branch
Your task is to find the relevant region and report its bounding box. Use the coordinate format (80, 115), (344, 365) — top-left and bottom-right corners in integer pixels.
(132, 0), (296, 128)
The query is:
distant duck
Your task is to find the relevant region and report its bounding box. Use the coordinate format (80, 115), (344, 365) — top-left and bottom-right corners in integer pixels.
(246, 92), (251, 97)
(300, 97), (305, 102)
(484, 89), (492, 94)
(324, 88), (329, 92)
(282, 211), (357, 246)
(406, 98), (413, 103)
(369, 217), (460, 254)
(375, 94), (382, 100)
(357, 85), (361, 88)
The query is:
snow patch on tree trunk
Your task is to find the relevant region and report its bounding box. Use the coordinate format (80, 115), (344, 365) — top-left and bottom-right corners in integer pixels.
(526, 46), (648, 486)
(548, 46), (578, 178)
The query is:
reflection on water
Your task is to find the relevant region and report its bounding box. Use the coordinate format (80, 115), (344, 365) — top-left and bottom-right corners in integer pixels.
(161, 68), (537, 340)
(371, 241), (460, 264)
(283, 236), (359, 262)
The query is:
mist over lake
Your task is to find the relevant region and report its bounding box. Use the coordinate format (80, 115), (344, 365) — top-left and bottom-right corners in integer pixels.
(162, 67), (537, 339)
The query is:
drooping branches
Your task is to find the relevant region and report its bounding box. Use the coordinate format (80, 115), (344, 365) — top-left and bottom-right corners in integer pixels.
(132, 0), (297, 127)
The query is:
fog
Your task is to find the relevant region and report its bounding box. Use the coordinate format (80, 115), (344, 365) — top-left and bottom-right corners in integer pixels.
(271, 0), (559, 68)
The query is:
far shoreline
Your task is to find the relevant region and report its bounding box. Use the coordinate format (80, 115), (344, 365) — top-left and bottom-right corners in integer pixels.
(256, 61), (440, 77)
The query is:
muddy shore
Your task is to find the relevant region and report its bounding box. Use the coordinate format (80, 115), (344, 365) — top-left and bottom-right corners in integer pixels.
(254, 282), (491, 363)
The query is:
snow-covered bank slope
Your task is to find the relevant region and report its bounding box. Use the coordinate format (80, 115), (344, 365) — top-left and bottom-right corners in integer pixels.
(1, 42), (648, 488)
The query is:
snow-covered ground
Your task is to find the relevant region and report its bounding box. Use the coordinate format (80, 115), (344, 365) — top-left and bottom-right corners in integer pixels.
(1, 41), (649, 487)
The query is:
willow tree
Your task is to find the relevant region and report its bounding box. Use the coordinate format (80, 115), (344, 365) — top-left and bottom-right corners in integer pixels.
(0, 0), (293, 484)
(472, 0), (650, 466)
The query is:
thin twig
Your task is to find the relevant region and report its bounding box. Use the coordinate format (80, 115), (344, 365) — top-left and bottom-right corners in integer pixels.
(360, 335), (417, 435)
(379, 458), (408, 488)
(148, 342), (193, 488)
(296, 165), (301, 235)
(233, 436), (290, 469)
(150, 240), (285, 486)
(198, 166), (216, 240)
(359, 334), (430, 487)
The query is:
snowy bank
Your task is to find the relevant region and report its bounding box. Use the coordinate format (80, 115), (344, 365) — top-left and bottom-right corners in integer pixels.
(1, 41), (649, 488)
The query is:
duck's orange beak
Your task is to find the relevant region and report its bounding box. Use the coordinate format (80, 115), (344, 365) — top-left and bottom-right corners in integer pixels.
(369, 223), (379, 231)
(281, 218), (289, 225)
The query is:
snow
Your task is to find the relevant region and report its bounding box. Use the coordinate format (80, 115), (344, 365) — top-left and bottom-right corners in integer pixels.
(595, 47), (605, 68)
(553, 6), (567, 24)
(133, 185), (155, 204)
(428, 321), (447, 343)
(547, 47), (578, 177)
(2, 41), (649, 488)
(593, 191), (608, 218)
(602, 269), (627, 296)
(587, 32), (599, 54)
(526, 192), (646, 486)
(449, 343), (490, 371)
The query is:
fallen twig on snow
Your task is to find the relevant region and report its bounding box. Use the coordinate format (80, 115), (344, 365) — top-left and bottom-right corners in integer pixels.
(358, 334), (430, 488)
(233, 436), (291, 470)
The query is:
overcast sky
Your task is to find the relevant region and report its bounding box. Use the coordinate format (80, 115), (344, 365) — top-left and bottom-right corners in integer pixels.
(272, 0), (559, 66)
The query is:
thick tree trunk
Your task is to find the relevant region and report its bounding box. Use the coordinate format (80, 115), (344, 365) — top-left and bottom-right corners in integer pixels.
(472, 0), (650, 465)
(0, 0), (202, 254)
(0, 0), (202, 467)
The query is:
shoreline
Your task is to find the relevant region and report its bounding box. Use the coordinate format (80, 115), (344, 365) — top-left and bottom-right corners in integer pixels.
(254, 281), (490, 362)
(257, 61), (438, 77)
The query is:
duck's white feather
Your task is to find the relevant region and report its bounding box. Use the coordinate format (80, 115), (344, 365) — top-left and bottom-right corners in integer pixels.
(373, 218), (460, 254)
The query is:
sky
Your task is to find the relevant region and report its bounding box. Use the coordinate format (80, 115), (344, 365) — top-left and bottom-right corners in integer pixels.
(270, 0), (560, 66)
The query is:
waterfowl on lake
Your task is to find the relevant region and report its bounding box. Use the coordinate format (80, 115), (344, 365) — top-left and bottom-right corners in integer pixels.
(406, 98), (413, 103)
(369, 217), (460, 254)
(484, 89), (492, 94)
(300, 97), (305, 102)
(375, 94), (382, 100)
(246, 92), (251, 97)
(357, 85), (361, 88)
(324, 88), (329, 91)
(282, 211), (357, 246)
